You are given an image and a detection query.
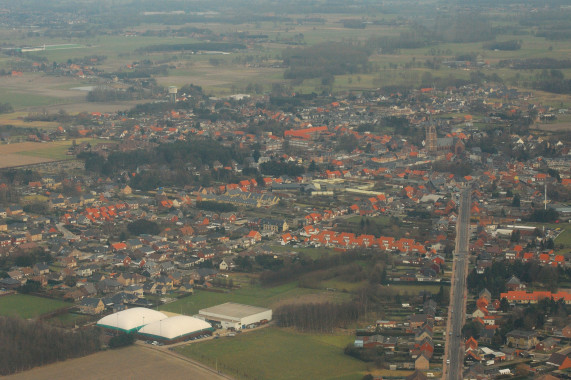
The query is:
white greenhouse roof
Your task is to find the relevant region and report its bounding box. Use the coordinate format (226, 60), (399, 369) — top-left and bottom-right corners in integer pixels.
(97, 307), (167, 332)
(138, 316), (212, 340)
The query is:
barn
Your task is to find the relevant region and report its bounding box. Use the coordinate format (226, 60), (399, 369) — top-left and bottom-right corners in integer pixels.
(198, 302), (272, 330)
(96, 307), (167, 333)
(137, 315), (213, 343)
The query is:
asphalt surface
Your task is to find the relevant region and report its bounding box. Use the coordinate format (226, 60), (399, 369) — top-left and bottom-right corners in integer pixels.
(446, 188), (471, 380)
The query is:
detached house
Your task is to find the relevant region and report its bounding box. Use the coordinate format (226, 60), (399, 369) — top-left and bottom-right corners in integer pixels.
(506, 330), (539, 349)
(79, 298), (105, 315)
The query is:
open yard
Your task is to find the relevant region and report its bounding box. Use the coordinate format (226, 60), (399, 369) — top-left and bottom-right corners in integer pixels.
(160, 281), (350, 315)
(0, 294), (70, 319)
(4, 345), (226, 380)
(176, 327), (368, 380)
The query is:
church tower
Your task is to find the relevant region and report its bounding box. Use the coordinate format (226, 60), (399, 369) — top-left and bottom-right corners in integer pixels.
(426, 125), (437, 153)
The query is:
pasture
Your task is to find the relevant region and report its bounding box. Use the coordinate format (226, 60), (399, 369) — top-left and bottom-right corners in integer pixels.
(176, 327), (368, 380)
(0, 294), (69, 319)
(159, 281), (350, 316)
(0, 138), (106, 168)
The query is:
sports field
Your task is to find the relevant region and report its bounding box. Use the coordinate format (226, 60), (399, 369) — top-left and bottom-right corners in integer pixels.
(0, 294), (69, 319)
(176, 327), (367, 380)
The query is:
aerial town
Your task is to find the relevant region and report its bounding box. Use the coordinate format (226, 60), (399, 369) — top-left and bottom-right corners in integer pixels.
(0, 0), (570, 379)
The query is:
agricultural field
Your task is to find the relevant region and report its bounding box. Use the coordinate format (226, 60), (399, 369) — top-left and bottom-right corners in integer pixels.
(159, 280), (350, 316)
(1, 6), (570, 107)
(0, 138), (107, 168)
(4, 345), (226, 380)
(0, 294), (69, 319)
(175, 327), (370, 380)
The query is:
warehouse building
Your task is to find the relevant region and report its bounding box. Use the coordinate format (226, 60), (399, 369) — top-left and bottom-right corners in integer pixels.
(138, 315), (213, 343)
(96, 307), (167, 333)
(198, 302), (272, 330)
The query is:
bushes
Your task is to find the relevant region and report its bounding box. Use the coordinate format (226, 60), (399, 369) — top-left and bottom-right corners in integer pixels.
(127, 220), (160, 236)
(108, 333), (135, 348)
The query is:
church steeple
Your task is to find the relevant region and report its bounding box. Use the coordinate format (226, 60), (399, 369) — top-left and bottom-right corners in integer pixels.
(426, 125), (437, 153)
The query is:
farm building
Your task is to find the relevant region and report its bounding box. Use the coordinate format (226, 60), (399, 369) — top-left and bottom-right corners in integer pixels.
(198, 302), (272, 330)
(138, 316), (213, 343)
(96, 307), (167, 333)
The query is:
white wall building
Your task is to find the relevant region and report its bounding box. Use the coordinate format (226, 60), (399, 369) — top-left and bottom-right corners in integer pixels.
(198, 302), (272, 330)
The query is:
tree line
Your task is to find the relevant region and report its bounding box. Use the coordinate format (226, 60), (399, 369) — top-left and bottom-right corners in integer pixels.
(259, 160), (304, 177)
(138, 42), (246, 53)
(282, 42), (371, 80)
(482, 40), (521, 51)
(0, 102), (13, 114)
(86, 87), (133, 102)
(467, 260), (568, 296)
(274, 301), (364, 332)
(0, 316), (100, 375)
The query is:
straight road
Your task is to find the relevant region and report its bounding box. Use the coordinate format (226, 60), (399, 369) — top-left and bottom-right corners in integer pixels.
(445, 188), (471, 380)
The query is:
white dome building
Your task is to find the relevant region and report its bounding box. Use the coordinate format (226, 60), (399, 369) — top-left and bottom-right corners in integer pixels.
(97, 308), (167, 333)
(138, 316), (213, 342)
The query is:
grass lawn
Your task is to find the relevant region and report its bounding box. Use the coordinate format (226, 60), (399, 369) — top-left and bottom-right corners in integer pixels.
(0, 294), (70, 319)
(175, 327), (368, 380)
(160, 281), (350, 315)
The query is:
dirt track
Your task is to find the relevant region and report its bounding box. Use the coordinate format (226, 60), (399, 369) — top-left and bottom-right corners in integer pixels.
(4, 345), (228, 380)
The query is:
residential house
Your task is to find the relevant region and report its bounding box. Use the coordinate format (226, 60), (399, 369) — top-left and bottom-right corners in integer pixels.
(414, 353), (430, 370)
(79, 298), (105, 315)
(546, 348), (571, 370)
(260, 218), (288, 233)
(506, 330), (539, 349)
(33, 263), (50, 275)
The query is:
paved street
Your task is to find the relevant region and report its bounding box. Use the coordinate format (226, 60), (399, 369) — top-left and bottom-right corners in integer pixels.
(445, 188), (471, 380)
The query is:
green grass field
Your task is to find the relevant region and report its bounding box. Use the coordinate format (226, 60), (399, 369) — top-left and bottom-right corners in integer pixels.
(159, 281), (350, 315)
(175, 327), (367, 380)
(0, 91), (68, 109)
(18, 138), (109, 160)
(0, 294), (70, 319)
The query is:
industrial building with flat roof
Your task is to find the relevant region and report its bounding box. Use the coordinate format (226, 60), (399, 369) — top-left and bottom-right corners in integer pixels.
(198, 302), (272, 330)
